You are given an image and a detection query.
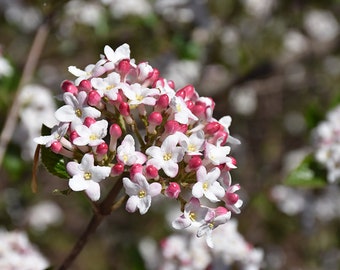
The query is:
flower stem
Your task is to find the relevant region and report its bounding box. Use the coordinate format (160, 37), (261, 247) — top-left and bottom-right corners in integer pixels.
(58, 177), (124, 270)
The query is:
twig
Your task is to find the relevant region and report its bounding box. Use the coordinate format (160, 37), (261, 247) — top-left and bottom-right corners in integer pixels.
(58, 177), (124, 270)
(0, 23), (49, 167)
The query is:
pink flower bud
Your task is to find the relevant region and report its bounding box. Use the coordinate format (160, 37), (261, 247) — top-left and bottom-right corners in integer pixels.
(175, 89), (186, 99)
(191, 103), (206, 118)
(226, 193), (239, 205)
(111, 163), (124, 176)
(156, 94), (170, 109)
(78, 80), (92, 92)
(130, 164), (143, 179)
(148, 111), (163, 126)
(70, 130), (79, 143)
(61, 80), (78, 95)
(147, 68), (159, 84)
(182, 84), (195, 99)
(214, 206), (229, 216)
(165, 182), (181, 199)
(168, 80), (175, 89)
(145, 165), (158, 179)
(188, 156), (202, 170)
(50, 141), (62, 153)
(96, 142), (108, 155)
(88, 90), (102, 106)
(204, 122), (221, 135)
(117, 59), (131, 76)
(186, 100), (194, 110)
(213, 130), (228, 145)
(83, 117), (96, 127)
(109, 124), (122, 138)
(164, 120), (180, 134)
(119, 102), (130, 116)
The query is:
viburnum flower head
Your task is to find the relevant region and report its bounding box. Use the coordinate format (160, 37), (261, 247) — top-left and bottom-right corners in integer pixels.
(66, 154), (111, 201)
(34, 43), (243, 249)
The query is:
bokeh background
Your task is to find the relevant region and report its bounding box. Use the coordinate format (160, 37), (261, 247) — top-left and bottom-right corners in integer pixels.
(1, 0), (340, 269)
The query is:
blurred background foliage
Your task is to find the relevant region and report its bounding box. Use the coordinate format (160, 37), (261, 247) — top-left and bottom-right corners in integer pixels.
(1, 0), (340, 269)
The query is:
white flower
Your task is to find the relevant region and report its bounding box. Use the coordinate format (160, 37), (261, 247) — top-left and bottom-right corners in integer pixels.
(116, 134), (147, 165)
(179, 130), (205, 155)
(55, 92), (101, 127)
(146, 133), (185, 177)
(197, 207), (231, 248)
(103, 43), (131, 70)
(123, 83), (159, 106)
(192, 166), (225, 203)
(91, 71), (127, 100)
(170, 96), (198, 124)
(123, 173), (162, 214)
(66, 154), (111, 201)
(73, 120), (108, 147)
(0, 230), (49, 269)
(34, 122), (69, 147)
(218, 115), (241, 144)
(204, 142), (231, 166)
(68, 59), (106, 85)
(0, 55), (13, 78)
(172, 197), (208, 230)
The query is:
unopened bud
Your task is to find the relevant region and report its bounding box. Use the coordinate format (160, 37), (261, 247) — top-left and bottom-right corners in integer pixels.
(61, 80), (78, 95)
(165, 182), (181, 199)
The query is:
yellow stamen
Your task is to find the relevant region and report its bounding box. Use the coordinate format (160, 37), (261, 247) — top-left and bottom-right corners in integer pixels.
(163, 153), (172, 161)
(189, 212), (196, 221)
(89, 134), (97, 141)
(84, 172), (92, 180)
(75, 108), (82, 117)
(138, 190), (146, 198)
(203, 182), (209, 191)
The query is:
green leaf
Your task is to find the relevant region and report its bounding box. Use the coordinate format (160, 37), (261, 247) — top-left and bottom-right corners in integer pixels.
(284, 154), (328, 188)
(40, 125), (70, 179)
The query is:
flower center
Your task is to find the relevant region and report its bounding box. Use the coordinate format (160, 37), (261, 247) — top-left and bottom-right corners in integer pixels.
(189, 212), (196, 221)
(75, 108), (82, 117)
(203, 182), (209, 191)
(163, 153), (172, 161)
(123, 154), (129, 163)
(138, 190), (146, 198)
(136, 94), (143, 102)
(188, 144), (196, 152)
(106, 84), (115, 91)
(84, 172), (92, 180)
(89, 134), (98, 141)
(176, 104), (182, 112)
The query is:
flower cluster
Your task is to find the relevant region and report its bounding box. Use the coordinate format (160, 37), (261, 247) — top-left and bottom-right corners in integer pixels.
(140, 219), (263, 270)
(34, 44), (242, 245)
(0, 230), (49, 270)
(312, 105), (340, 183)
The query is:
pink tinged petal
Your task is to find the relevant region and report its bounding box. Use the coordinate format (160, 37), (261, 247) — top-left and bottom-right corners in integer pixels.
(211, 182), (225, 198)
(126, 196), (139, 213)
(172, 216), (192, 230)
(197, 224), (210, 238)
(73, 136), (89, 146)
(135, 152), (147, 164)
(69, 175), (88, 191)
(142, 97), (156, 106)
(148, 182), (162, 197)
(66, 161), (81, 176)
(229, 184), (241, 193)
(192, 182), (204, 198)
(208, 167), (221, 182)
(163, 161), (179, 178)
(85, 181), (101, 201)
(138, 196), (151, 215)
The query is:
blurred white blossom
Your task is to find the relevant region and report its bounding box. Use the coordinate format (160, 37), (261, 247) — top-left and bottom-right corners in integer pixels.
(66, 0), (104, 27)
(104, 0), (152, 18)
(140, 219), (263, 270)
(5, 4), (42, 32)
(14, 84), (57, 160)
(0, 230), (49, 270)
(304, 10), (339, 42)
(26, 201), (63, 232)
(242, 0), (276, 18)
(229, 86), (257, 116)
(0, 53), (13, 78)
